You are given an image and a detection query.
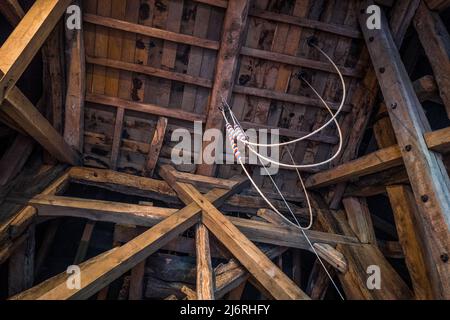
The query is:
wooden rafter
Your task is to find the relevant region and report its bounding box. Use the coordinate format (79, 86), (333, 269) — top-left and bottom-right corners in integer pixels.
(360, 0), (450, 299)
(306, 126), (450, 189)
(196, 0), (250, 176)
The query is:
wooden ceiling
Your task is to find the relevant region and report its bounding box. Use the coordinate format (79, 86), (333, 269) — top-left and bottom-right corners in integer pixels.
(81, 0), (373, 198)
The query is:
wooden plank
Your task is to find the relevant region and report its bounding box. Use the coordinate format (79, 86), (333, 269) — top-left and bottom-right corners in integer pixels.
(426, 126), (450, 154)
(159, 181), (309, 300)
(91, 0), (111, 95)
(2, 88), (80, 165)
(387, 185), (434, 299)
(85, 93), (206, 122)
(360, 0), (450, 299)
(233, 85), (352, 112)
(342, 197), (377, 245)
(0, 0), (24, 26)
(181, 4), (212, 112)
(86, 56), (213, 88)
(240, 47), (363, 78)
(248, 8), (361, 39)
(196, 223), (215, 300)
(0, 0), (72, 103)
(64, 0), (86, 152)
(83, 13), (219, 50)
(414, 2), (450, 118)
(196, 0), (250, 176)
(144, 117), (168, 177)
(305, 145), (403, 188)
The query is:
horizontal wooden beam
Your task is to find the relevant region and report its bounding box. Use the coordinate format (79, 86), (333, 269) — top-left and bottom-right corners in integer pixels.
(248, 8), (361, 39)
(0, 0), (72, 103)
(240, 121), (339, 145)
(233, 85), (352, 112)
(241, 47), (363, 78)
(85, 93), (206, 123)
(27, 194), (355, 250)
(86, 56), (213, 88)
(83, 13), (219, 50)
(306, 126), (450, 189)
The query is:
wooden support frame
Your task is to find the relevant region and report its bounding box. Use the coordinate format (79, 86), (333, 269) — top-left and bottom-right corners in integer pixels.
(414, 2), (450, 118)
(360, 0), (450, 299)
(0, 0), (80, 165)
(305, 126), (450, 189)
(159, 165), (309, 300)
(196, 0), (250, 176)
(0, 0), (72, 103)
(12, 172), (248, 300)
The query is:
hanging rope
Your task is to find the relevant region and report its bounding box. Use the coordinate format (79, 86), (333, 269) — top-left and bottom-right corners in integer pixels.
(219, 40), (346, 300)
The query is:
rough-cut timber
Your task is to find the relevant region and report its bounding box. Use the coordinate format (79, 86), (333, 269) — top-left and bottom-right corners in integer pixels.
(414, 2), (450, 118)
(196, 0), (250, 176)
(360, 0), (450, 299)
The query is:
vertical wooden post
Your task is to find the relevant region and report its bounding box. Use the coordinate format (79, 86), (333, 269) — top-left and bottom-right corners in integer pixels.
(196, 0), (250, 176)
(414, 2), (450, 118)
(359, 0), (450, 299)
(195, 223), (215, 300)
(64, 0), (86, 152)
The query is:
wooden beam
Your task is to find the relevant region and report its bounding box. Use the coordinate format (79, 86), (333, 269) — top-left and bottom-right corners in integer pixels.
(425, 126), (450, 154)
(342, 197), (377, 245)
(86, 56), (213, 88)
(306, 145), (403, 188)
(13, 208), (200, 299)
(414, 2), (450, 118)
(0, 0), (24, 27)
(195, 223), (215, 300)
(425, 0), (450, 11)
(196, 0), (250, 176)
(2, 88), (80, 165)
(129, 261), (145, 300)
(12, 183), (245, 300)
(0, 0), (72, 103)
(144, 117), (168, 177)
(64, 0), (85, 152)
(85, 93), (205, 123)
(83, 13), (219, 50)
(387, 185), (434, 299)
(241, 47), (363, 78)
(306, 126), (450, 189)
(73, 221), (95, 265)
(248, 8), (361, 39)
(360, 1), (450, 299)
